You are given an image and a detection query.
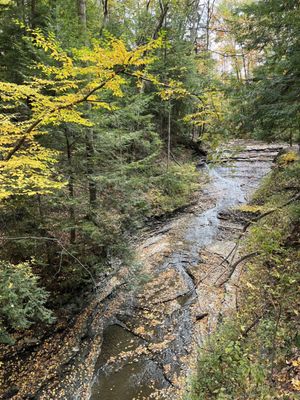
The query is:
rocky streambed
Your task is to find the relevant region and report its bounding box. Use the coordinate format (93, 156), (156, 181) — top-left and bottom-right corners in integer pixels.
(0, 141), (286, 400)
(90, 141), (285, 400)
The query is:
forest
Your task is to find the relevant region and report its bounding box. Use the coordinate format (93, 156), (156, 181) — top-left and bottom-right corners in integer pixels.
(0, 0), (299, 399)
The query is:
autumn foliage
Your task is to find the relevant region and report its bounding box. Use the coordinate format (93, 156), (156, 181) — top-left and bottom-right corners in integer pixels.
(0, 28), (162, 199)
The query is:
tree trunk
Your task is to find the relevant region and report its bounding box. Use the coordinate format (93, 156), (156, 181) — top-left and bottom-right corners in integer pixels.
(77, 0), (87, 27)
(77, 0), (98, 206)
(206, 0), (210, 50)
(65, 129), (76, 244)
(153, 0), (169, 40)
(205, 0), (216, 51)
(167, 101), (171, 170)
(100, 0), (109, 34)
(37, 195), (52, 265)
(30, 0), (36, 27)
(241, 51), (248, 81)
(86, 128), (97, 206)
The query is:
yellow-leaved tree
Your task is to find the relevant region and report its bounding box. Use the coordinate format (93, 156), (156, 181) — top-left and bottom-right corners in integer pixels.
(184, 91), (225, 131)
(0, 28), (162, 200)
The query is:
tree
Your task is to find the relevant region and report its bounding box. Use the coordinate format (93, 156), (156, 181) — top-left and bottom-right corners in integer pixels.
(0, 27), (162, 200)
(0, 260), (54, 344)
(224, 0), (300, 144)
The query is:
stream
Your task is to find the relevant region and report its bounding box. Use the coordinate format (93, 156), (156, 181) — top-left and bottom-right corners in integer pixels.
(90, 142), (284, 400)
(0, 141), (286, 400)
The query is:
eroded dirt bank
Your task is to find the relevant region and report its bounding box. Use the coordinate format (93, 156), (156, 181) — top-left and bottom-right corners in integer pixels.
(0, 141), (285, 400)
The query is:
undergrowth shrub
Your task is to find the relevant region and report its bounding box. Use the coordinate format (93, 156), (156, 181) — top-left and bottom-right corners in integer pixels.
(0, 261), (54, 344)
(146, 163), (199, 215)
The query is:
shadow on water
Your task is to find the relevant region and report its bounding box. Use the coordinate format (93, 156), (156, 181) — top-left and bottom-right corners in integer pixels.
(91, 325), (167, 400)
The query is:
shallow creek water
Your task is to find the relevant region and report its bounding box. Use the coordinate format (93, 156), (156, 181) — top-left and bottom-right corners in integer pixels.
(90, 143), (283, 400)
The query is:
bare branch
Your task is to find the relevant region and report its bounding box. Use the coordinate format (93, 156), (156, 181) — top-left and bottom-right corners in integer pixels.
(217, 251), (260, 287)
(0, 236), (97, 287)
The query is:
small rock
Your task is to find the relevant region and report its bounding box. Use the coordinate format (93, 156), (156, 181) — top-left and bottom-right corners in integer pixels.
(2, 385), (19, 399)
(196, 313), (208, 321)
(23, 337), (40, 346)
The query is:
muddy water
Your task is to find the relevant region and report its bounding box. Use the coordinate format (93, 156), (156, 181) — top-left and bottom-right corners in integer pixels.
(90, 325), (165, 400)
(90, 142), (284, 400)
